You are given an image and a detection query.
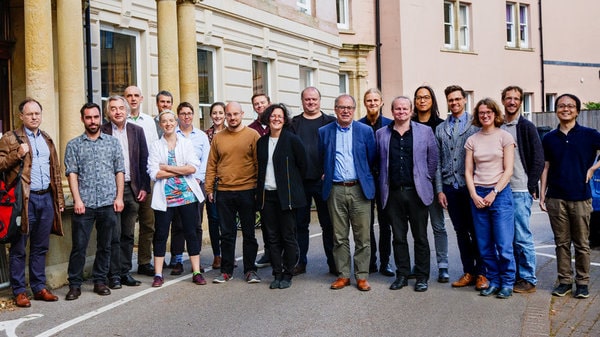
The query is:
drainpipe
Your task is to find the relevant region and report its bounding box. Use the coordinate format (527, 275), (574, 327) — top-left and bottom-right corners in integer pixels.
(84, 0), (93, 103)
(538, 0), (545, 112)
(375, 0), (382, 90)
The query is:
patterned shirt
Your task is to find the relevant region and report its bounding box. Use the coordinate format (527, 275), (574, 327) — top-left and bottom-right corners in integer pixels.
(64, 132), (125, 208)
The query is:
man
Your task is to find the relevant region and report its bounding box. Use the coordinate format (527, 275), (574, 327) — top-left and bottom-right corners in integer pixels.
(101, 95), (150, 288)
(169, 101), (210, 275)
(500, 86), (544, 293)
(540, 93), (600, 299)
(290, 86), (337, 276)
(248, 93), (272, 268)
(358, 88), (394, 277)
(205, 101), (261, 284)
(154, 90), (174, 138)
(319, 94), (376, 291)
(124, 85), (159, 276)
(412, 85), (449, 283)
(435, 85), (488, 290)
(0, 98), (64, 308)
(377, 96), (438, 292)
(64, 102), (125, 300)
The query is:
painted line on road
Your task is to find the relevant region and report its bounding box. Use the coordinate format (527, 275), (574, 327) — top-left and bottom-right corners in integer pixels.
(536, 249), (600, 267)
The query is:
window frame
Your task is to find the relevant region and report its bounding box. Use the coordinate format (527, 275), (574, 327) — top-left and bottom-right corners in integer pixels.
(506, 3), (516, 47)
(506, 2), (530, 49)
(337, 0), (350, 30)
(297, 0), (311, 15)
(197, 47), (217, 126)
(546, 93), (556, 112)
(443, 1), (471, 51)
(338, 73), (349, 95)
(99, 27), (140, 104)
(523, 92), (532, 117)
(252, 56), (270, 97)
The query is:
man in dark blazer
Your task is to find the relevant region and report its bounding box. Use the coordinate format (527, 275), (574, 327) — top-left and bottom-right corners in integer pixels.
(319, 94), (376, 292)
(102, 95), (151, 288)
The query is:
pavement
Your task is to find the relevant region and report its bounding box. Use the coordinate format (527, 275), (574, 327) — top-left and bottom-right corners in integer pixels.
(2, 206), (600, 336)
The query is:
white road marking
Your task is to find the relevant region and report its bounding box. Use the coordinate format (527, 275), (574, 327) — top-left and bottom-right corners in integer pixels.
(0, 313), (43, 337)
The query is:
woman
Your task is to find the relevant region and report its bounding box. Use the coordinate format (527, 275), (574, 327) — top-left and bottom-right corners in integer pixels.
(412, 85), (449, 283)
(465, 98), (516, 299)
(148, 110), (205, 287)
(256, 103), (307, 289)
(205, 102), (225, 269)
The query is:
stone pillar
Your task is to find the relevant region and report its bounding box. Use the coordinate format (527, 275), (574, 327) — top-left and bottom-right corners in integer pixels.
(56, 0), (86, 156)
(157, 0), (180, 104)
(177, 0), (199, 118)
(23, 0), (56, 134)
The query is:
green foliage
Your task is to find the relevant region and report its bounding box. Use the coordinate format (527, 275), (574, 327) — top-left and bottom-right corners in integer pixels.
(584, 102), (600, 110)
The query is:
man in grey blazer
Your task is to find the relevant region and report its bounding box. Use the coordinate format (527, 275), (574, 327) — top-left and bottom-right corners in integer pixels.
(376, 96), (438, 292)
(102, 95), (151, 288)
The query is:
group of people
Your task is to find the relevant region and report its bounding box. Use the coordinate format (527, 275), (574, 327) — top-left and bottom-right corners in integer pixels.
(4, 82), (599, 308)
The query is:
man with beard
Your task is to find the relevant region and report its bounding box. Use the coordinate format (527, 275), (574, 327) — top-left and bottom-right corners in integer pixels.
(64, 102), (125, 300)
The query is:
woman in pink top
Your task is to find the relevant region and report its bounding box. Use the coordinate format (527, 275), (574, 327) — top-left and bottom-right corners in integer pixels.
(465, 98), (516, 299)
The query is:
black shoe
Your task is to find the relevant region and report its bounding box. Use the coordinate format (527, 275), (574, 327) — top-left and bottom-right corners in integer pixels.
(137, 263), (155, 276)
(93, 283), (111, 296)
(65, 286), (81, 301)
(390, 276), (408, 290)
(380, 263), (395, 277)
(121, 274), (142, 286)
(552, 283), (573, 297)
(170, 262), (184, 275)
(414, 279), (428, 292)
(437, 268), (450, 283)
(480, 286), (499, 297)
(109, 277), (122, 289)
(255, 254), (271, 268)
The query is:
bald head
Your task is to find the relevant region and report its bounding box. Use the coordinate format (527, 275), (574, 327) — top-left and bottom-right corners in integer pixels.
(225, 101), (245, 132)
(124, 86), (144, 117)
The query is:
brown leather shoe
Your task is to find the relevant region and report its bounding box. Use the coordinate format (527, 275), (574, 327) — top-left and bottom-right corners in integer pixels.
(357, 279), (371, 291)
(212, 256), (221, 269)
(93, 283), (111, 296)
(330, 277), (351, 290)
(475, 275), (489, 291)
(451, 273), (474, 287)
(15, 292), (31, 308)
(34, 288), (58, 302)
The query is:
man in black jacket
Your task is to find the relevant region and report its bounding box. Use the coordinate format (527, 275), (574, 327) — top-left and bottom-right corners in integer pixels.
(501, 86), (544, 293)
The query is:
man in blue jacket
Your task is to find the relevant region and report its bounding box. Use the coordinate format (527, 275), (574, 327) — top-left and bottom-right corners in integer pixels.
(319, 94), (376, 292)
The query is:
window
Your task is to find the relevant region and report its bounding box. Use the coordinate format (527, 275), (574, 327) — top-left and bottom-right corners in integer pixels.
(100, 30), (138, 100)
(198, 48), (216, 127)
(337, 0), (349, 29)
(465, 90), (473, 114)
(546, 93), (556, 112)
(339, 73), (349, 94)
(506, 2), (529, 48)
(297, 0), (311, 14)
(299, 67), (313, 91)
(252, 57), (270, 96)
(444, 1), (471, 51)
(523, 92), (532, 116)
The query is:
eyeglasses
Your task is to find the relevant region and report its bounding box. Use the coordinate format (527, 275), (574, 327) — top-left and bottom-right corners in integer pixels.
(479, 111), (495, 116)
(335, 105), (355, 111)
(557, 104), (577, 109)
(415, 95), (431, 101)
(178, 112), (194, 116)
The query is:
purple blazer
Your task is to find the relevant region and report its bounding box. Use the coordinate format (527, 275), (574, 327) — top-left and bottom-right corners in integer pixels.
(376, 121), (438, 208)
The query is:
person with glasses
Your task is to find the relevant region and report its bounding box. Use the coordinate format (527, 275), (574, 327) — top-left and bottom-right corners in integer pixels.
(465, 98), (516, 299)
(256, 103), (307, 289)
(435, 85), (488, 291)
(358, 88), (394, 277)
(0, 98), (65, 307)
(319, 94), (376, 291)
(500, 86), (544, 294)
(166, 102), (210, 276)
(540, 93), (600, 299)
(412, 85), (449, 284)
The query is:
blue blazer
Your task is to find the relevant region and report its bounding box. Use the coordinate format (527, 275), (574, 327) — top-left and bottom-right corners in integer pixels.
(376, 121), (438, 208)
(318, 121), (376, 201)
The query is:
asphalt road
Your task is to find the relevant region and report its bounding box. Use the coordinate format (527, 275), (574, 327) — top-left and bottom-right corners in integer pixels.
(0, 201), (566, 337)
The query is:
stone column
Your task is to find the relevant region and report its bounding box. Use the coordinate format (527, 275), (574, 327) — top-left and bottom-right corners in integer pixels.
(56, 0), (85, 155)
(23, 0), (56, 135)
(157, 0), (180, 104)
(177, 0), (199, 118)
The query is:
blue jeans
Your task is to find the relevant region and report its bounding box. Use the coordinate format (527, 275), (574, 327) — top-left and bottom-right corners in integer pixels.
(67, 205), (116, 286)
(512, 192), (537, 285)
(9, 192), (54, 295)
(471, 186), (516, 288)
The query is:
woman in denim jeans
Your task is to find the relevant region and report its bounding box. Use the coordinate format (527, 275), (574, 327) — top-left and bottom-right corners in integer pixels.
(465, 98), (516, 299)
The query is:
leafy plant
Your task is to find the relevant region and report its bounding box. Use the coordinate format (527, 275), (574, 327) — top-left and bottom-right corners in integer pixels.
(584, 102), (600, 110)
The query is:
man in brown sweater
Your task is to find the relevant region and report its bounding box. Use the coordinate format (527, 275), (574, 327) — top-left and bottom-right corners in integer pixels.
(206, 101), (261, 284)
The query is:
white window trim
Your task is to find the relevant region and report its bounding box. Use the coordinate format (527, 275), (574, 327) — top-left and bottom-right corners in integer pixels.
(506, 2), (530, 49)
(197, 46), (218, 108)
(339, 73), (349, 94)
(506, 3), (516, 47)
(523, 92), (532, 117)
(519, 4), (529, 48)
(99, 25), (141, 103)
(458, 4), (470, 51)
(297, 0), (311, 15)
(444, 1), (471, 51)
(252, 56), (271, 97)
(444, 1), (455, 48)
(337, 0), (350, 30)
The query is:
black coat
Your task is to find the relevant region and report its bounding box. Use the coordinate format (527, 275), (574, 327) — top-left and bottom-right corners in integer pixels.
(256, 129), (307, 210)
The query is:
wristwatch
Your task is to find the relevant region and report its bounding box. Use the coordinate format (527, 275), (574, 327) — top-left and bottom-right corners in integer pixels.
(493, 188), (499, 194)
